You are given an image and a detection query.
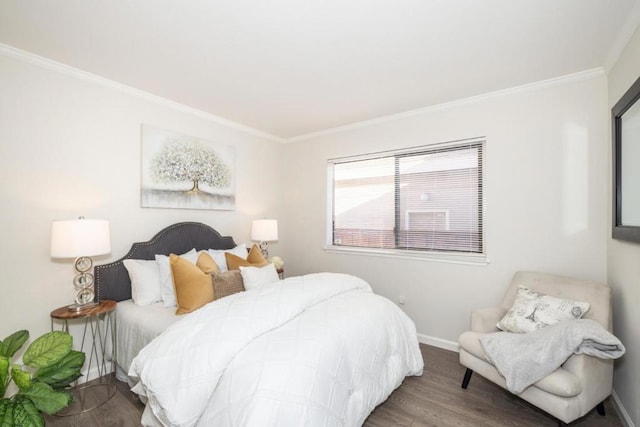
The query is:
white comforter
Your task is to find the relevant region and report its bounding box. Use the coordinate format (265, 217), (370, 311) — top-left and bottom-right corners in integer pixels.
(129, 273), (423, 427)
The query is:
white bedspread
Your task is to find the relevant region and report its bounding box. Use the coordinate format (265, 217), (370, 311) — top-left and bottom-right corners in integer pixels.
(129, 273), (423, 427)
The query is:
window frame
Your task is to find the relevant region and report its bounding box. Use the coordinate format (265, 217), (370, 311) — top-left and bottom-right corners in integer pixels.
(325, 137), (488, 266)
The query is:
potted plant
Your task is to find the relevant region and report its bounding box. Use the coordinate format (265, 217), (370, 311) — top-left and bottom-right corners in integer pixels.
(0, 330), (85, 426)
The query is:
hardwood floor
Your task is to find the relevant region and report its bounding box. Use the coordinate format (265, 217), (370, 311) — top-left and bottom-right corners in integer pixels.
(44, 344), (623, 426)
(365, 345), (623, 427)
(43, 379), (144, 427)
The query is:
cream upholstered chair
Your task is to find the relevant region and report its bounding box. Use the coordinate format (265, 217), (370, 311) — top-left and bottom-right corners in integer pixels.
(458, 271), (613, 424)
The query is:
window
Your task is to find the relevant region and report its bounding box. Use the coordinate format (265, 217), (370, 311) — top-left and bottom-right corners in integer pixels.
(328, 138), (485, 259)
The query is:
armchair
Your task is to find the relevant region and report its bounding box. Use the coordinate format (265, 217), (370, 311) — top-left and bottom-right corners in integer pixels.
(458, 271), (613, 424)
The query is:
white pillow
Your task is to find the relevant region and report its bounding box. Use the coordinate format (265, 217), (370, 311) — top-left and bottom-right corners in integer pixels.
(155, 249), (198, 307)
(239, 263), (280, 290)
(123, 259), (162, 306)
(497, 286), (590, 333)
(208, 243), (247, 272)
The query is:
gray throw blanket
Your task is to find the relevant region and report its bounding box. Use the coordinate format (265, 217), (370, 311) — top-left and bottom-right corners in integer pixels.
(479, 319), (625, 394)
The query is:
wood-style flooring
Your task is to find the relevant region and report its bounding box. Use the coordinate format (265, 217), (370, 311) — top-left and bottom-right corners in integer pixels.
(44, 344), (624, 426)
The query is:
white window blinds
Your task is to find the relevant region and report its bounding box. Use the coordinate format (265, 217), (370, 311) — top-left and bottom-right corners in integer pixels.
(329, 138), (484, 255)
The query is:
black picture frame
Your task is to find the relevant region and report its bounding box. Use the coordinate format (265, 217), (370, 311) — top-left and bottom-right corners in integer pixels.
(612, 75), (640, 243)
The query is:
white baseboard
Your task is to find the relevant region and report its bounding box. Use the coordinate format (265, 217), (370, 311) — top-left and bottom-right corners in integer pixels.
(417, 333), (459, 352)
(612, 390), (636, 427)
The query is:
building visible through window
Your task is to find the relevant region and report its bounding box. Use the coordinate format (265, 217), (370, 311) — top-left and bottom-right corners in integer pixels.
(329, 138), (484, 255)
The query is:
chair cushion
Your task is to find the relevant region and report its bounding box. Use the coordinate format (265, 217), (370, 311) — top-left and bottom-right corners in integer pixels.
(534, 370), (582, 397)
(458, 331), (582, 397)
(459, 331), (490, 361)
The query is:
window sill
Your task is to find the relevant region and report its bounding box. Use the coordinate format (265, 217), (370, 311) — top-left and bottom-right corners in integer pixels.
(323, 245), (490, 266)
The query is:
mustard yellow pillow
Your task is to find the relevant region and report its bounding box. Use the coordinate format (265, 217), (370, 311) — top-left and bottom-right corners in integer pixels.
(196, 251), (220, 274)
(170, 254), (214, 315)
(247, 244), (268, 265)
(225, 245), (268, 270)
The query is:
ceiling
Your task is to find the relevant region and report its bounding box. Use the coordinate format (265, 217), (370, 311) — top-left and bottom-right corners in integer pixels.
(1, 1), (638, 141)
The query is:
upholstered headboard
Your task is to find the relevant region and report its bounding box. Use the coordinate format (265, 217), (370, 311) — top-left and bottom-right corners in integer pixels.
(95, 222), (237, 302)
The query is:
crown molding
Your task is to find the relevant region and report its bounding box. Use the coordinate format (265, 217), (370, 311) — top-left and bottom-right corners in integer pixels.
(0, 43), (285, 143)
(287, 68), (605, 143)
(0, 43), (607, 144)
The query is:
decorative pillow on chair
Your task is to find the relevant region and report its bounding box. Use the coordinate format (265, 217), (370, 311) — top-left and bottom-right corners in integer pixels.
(170, 253), (215, 315)
(225, 245), (269, 270)
(239, 263), (280, 290)
(497, 286), (590, 333)
(211, 270), (245, 300)
(123, 259), (161, 306)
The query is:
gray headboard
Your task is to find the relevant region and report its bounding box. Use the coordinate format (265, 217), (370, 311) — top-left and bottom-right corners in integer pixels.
(95, 222), (237, 302)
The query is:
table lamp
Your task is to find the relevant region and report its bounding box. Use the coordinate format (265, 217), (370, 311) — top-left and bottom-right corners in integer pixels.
(251, 219), (278, 258)
(51, 217), (111, 311)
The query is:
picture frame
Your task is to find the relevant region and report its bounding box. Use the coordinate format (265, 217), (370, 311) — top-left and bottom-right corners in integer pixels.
(141, 125), (236, 210)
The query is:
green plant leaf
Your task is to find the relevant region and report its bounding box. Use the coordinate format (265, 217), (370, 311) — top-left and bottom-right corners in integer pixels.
(58, 388), (74, 406)
(18, 382), (70, 415)
(0, 330), (28, 359)
(0, 356), (8, 398)
(33, 350), (85, 389)
(12, 399), (43, 427)
(23, 332), (71, 369)
(0, 399), (14, 426)
(11, 365), (31, 391)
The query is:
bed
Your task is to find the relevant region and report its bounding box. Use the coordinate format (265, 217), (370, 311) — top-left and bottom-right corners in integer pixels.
(95, 222), (424, 427)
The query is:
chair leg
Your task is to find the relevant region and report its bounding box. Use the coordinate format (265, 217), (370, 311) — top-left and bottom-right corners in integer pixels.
(461, 368), (473, 389)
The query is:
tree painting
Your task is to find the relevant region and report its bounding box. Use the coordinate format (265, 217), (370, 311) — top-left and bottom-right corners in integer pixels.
(141, 125), (236, 210)
(151, 138), (231, 194)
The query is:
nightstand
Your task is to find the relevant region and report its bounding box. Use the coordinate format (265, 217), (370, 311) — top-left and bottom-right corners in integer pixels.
(50, 300), (117, 415)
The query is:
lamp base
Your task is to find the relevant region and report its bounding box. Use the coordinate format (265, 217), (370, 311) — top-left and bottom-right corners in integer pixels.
(258, 241), (269, 259)
(67, 302), (99, 312)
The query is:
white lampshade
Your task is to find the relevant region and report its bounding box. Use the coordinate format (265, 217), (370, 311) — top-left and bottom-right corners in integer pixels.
(251, 219), (278, 242)
(51, 219), (111, 258)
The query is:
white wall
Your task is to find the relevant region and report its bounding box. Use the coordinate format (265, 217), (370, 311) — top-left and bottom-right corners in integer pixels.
(0, 49), (284, 342)
(281, 73), (609, 348)
(607, 24), (640, 427)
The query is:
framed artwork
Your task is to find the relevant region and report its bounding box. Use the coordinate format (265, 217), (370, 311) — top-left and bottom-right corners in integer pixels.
(141, 125), (236, 210)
